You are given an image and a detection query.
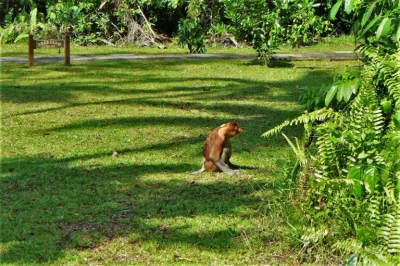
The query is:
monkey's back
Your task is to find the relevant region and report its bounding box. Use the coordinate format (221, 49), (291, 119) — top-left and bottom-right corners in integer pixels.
(202, 127), (223, 160)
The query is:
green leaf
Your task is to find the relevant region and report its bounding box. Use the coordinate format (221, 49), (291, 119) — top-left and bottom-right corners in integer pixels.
(395, 25), (400, 41)
(330, 0), (343, 20)
(381, 98), (393, 114)
(282, 133), (306, 166)
(30, 7), (38, 33)
(379, 166), (389, 185)
(342, 84), (352, 102)
(348, 166), (361, 179)
(361, 3), (375, 27)
(393, 112), (400, 130)
(375, 17), (392, 39)
(337, 82), (347, 102)
(354, 184), (364, 198)
(348, 166), (363, 197)
(325, 85), (338, 106)
(344, 0), (354, 14)
(359, 16), (381, 38)
(341, 79), (359, 102)
(364, 166), (377, 193)
(14, 33), (29, 43)
(396, 180), (400, 194)
(358, 151), (368, 159)
(349, 78), (360, 94)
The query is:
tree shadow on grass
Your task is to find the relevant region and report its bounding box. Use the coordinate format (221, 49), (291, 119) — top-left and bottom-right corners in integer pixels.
(1, 59), (336, 107)
(245, 59), (295, 68)
(0, 154), (270, 264)
(0, 58), (343, 263)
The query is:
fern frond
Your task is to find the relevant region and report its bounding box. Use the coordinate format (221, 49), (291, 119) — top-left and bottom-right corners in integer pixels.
(334, 238), (362, 255)
(317, 177), (362, 186)
(315, 129), (339, 178)
(383, 203), (400, 254)
(282, 133), (306, 166)
(334, 239), (393, 266)
(385, 51), (400, 108)
(301, 226), (329, 246)
(368, 196), (381, 228)
(262, 108), (338, 138)
(373, 109), (385, 137)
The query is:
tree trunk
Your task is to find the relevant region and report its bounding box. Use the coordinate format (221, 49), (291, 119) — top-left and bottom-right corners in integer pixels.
(6, 0), (10, 13)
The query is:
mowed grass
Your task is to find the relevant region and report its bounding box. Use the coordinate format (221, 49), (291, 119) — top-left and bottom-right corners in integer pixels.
(0, 34), (355, 57)
(1, 58), (358, 265)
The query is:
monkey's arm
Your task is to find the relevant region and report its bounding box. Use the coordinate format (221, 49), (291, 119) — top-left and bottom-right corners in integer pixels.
(220, 146), (240, 171)
(208, 139), (239, 175)
(210, 147), (239, 175)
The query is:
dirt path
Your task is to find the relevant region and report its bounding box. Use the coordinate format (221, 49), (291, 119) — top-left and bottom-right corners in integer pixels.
(0, 51), (359, 64)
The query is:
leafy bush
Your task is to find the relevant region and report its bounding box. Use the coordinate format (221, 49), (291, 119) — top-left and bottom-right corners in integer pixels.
(178, 17), (206, 53)
(264, 0), (400, 264)
(47, 1), (113, 45)
(1, 1), (121, 45)
(274, 1), (332, 48)
(0, 7), (42, 44)
(0, 0), (342, 52)
(225, 0), (334, 63)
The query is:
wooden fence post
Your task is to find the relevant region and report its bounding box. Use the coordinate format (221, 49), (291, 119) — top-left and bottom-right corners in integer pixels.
(65, 31), (71, 65)
(28, 34), (34, 67)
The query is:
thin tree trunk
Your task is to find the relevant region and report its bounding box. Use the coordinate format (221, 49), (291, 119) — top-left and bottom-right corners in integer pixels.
(6, 0), (10, 13)
(137, 5), (166, 49)
(137, 5), (157, 40)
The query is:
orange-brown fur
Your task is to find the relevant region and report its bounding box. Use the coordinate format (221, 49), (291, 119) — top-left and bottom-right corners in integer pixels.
(193, 122), (242, 174)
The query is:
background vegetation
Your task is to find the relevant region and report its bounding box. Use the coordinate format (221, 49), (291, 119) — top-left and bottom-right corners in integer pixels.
(1, 0), (352, 56)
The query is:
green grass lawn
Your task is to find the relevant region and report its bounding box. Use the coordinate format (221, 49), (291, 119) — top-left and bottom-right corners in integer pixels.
(1, 58), (358, 265)
(0, 35), (355, 57)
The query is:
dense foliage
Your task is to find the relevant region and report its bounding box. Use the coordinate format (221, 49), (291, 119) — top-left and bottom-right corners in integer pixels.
(225, 0), (333, 61)
(264, 0), (400, 264)
(1, 0), (347, 55)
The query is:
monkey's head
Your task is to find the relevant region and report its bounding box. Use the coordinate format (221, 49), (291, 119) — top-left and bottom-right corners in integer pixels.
(221, 122), (243, 138)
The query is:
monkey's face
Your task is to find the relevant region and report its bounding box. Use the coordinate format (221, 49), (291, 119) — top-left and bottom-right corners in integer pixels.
(225, 122), (243, 137)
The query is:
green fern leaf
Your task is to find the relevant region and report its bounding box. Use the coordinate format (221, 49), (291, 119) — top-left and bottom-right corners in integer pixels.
(262, 108), (337, 137)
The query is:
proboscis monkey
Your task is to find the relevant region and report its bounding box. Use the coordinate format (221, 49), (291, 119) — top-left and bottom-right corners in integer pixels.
(192, 122), (243, 175)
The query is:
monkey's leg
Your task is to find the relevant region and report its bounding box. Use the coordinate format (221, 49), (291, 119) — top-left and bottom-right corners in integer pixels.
(214, 160), (240, 175)
(221, 148), (240, 171)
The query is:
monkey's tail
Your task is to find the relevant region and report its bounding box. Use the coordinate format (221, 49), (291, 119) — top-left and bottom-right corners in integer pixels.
(191, 158), (206, 174)
(191, 166), (205, 175)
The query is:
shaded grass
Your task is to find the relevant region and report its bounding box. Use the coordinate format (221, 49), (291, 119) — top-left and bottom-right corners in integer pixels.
(0, 58), (358, 265)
